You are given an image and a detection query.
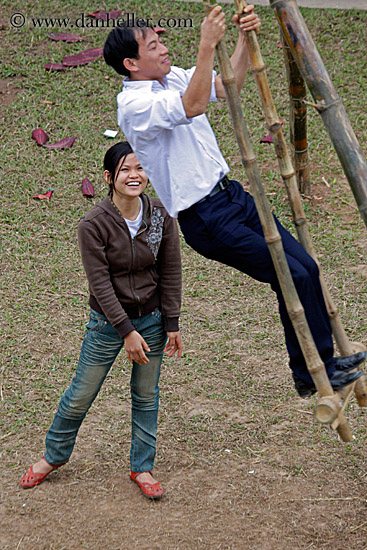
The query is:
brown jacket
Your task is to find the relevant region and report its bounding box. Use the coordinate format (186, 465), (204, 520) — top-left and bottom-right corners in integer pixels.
(78, 194), (181, 338)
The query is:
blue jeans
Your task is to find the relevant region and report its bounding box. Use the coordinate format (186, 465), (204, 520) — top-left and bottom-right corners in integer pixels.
(44, 309), (167, 472)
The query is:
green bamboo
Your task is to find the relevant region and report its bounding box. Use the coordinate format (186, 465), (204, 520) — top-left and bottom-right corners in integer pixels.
(270, 0), (367, 229)
(202, 1), (354, 440)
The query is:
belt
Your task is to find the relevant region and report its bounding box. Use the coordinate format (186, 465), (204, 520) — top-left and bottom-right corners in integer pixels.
(197, 175), (230, 204)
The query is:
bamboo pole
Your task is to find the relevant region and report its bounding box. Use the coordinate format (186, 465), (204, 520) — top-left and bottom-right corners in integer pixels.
(282, 37), (310, 196)
(202, 1), (352, 441)
(269, 0), (367, 229)
(233, 0), (367, 408)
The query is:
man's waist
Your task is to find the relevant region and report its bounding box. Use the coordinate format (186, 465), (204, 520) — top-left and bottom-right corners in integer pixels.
(196, 175), (231, 204)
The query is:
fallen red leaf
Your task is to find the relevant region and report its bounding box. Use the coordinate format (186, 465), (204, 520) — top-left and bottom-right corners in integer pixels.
(260, 120), (285, 143)
(87, 10), (122, 21)
(62, 47), (104, 67)
(81, 178), (95, 198)
(154, 27), (165, 34)
(260, 134), (273, 144)
(44, 62), (69, 71)
(32, 189), (54, 200)
(43, 137), (76, 150)
(32, 128), (49, 145)
(48, 32), (84, 42)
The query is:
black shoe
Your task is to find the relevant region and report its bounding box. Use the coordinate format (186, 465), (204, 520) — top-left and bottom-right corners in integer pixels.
(292, 373), (317, 398)
(334, 351), (367, 372)
(329, 369), (363, 390)
(293, 369), (363, 398)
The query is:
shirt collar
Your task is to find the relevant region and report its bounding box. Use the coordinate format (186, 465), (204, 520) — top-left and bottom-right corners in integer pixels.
(123, 75), (169, 91)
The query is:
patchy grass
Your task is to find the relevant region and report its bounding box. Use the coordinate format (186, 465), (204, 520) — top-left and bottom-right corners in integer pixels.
(0, 1), (367, 549)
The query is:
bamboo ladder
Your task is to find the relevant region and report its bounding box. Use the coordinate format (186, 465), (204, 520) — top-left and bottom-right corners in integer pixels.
(203, 0), (366, 441)
(232, 0), (367, 421)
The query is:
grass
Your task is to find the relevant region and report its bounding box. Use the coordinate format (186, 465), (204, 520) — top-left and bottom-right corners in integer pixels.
(0, 1), (367, 548)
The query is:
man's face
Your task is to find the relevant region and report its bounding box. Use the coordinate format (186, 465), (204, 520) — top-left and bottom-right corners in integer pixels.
(132, 28), (171, 83)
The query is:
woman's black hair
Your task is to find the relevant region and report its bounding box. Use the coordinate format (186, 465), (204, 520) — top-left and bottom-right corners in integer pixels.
(104, 25), (152, 77)
(104, 141), (134, 197)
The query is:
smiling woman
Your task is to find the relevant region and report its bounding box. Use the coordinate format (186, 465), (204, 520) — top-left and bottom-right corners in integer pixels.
(104, 141), (148, 220)
(19, 141), (183, 500)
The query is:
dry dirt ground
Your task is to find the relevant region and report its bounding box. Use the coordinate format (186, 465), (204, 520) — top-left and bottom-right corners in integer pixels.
(1, 185), (367, 550)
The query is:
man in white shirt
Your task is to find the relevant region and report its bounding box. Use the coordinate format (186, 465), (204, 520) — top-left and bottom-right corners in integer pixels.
(103, 6), (365, 397)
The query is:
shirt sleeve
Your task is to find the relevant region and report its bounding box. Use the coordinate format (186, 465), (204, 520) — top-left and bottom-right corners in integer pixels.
(118, 89), (192, 141)
(184, 67), (218, 102)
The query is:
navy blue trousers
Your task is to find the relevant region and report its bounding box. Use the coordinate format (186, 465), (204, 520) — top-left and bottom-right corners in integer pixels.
(178, 180), (335, 385)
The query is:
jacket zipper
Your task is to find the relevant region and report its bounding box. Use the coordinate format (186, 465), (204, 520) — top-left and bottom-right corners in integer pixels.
(130, 237), (141, 316)
(129, 220), (148, 317)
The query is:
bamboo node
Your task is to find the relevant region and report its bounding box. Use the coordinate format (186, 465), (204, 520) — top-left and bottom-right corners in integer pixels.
(287, 308), (303, 320)
(265, 235), (282, 245)
(282, 171), (296, 180)
(251, 64), (267, 75)
(242, 157), (256, 168)
(269, 121), (283, 133)
(222, 77), (237, 86)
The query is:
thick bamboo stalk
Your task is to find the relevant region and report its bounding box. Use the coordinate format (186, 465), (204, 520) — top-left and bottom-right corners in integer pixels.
(202, 1), (354, 441)
(282, 37), (310, 196)
(269, 0), (367, 229)
(234, 0), (367, 409)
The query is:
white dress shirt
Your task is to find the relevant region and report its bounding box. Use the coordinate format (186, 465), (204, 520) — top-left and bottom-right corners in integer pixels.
(117, 66), (229, 218)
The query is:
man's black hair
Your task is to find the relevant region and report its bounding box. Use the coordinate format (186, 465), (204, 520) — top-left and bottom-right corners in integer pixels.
(104, 25), (153, 77)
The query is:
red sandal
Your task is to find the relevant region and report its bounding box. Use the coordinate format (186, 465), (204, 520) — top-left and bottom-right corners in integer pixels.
(20, 457), (64, 489)
(130, 471), (164, 499)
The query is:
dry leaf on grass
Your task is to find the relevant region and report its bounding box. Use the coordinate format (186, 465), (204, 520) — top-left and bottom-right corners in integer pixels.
(260, 134), (274, 144)
(31, 128), (49, 145)
(62, 47), (104, 67)
(32, 129), (76, 150)
(44, 62), (69, 71)
(260, 119), (285, 144)
(81, 178), (95, 198)
(43, 137), (76, 150)
(87, 10), (122, 21)
(48, 32), (84, 43)
(32, 189), (54, 200)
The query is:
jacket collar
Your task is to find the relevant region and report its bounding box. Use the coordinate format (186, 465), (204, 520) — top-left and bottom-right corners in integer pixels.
(97, 193), (153, 226)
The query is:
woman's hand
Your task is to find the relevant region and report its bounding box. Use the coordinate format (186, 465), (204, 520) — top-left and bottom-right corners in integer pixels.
(124, 330), (150, 365)
(164, 331), (183, 358)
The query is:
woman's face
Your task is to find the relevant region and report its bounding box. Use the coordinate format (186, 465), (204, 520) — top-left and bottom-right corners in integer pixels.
(106, 152), (148, 199)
